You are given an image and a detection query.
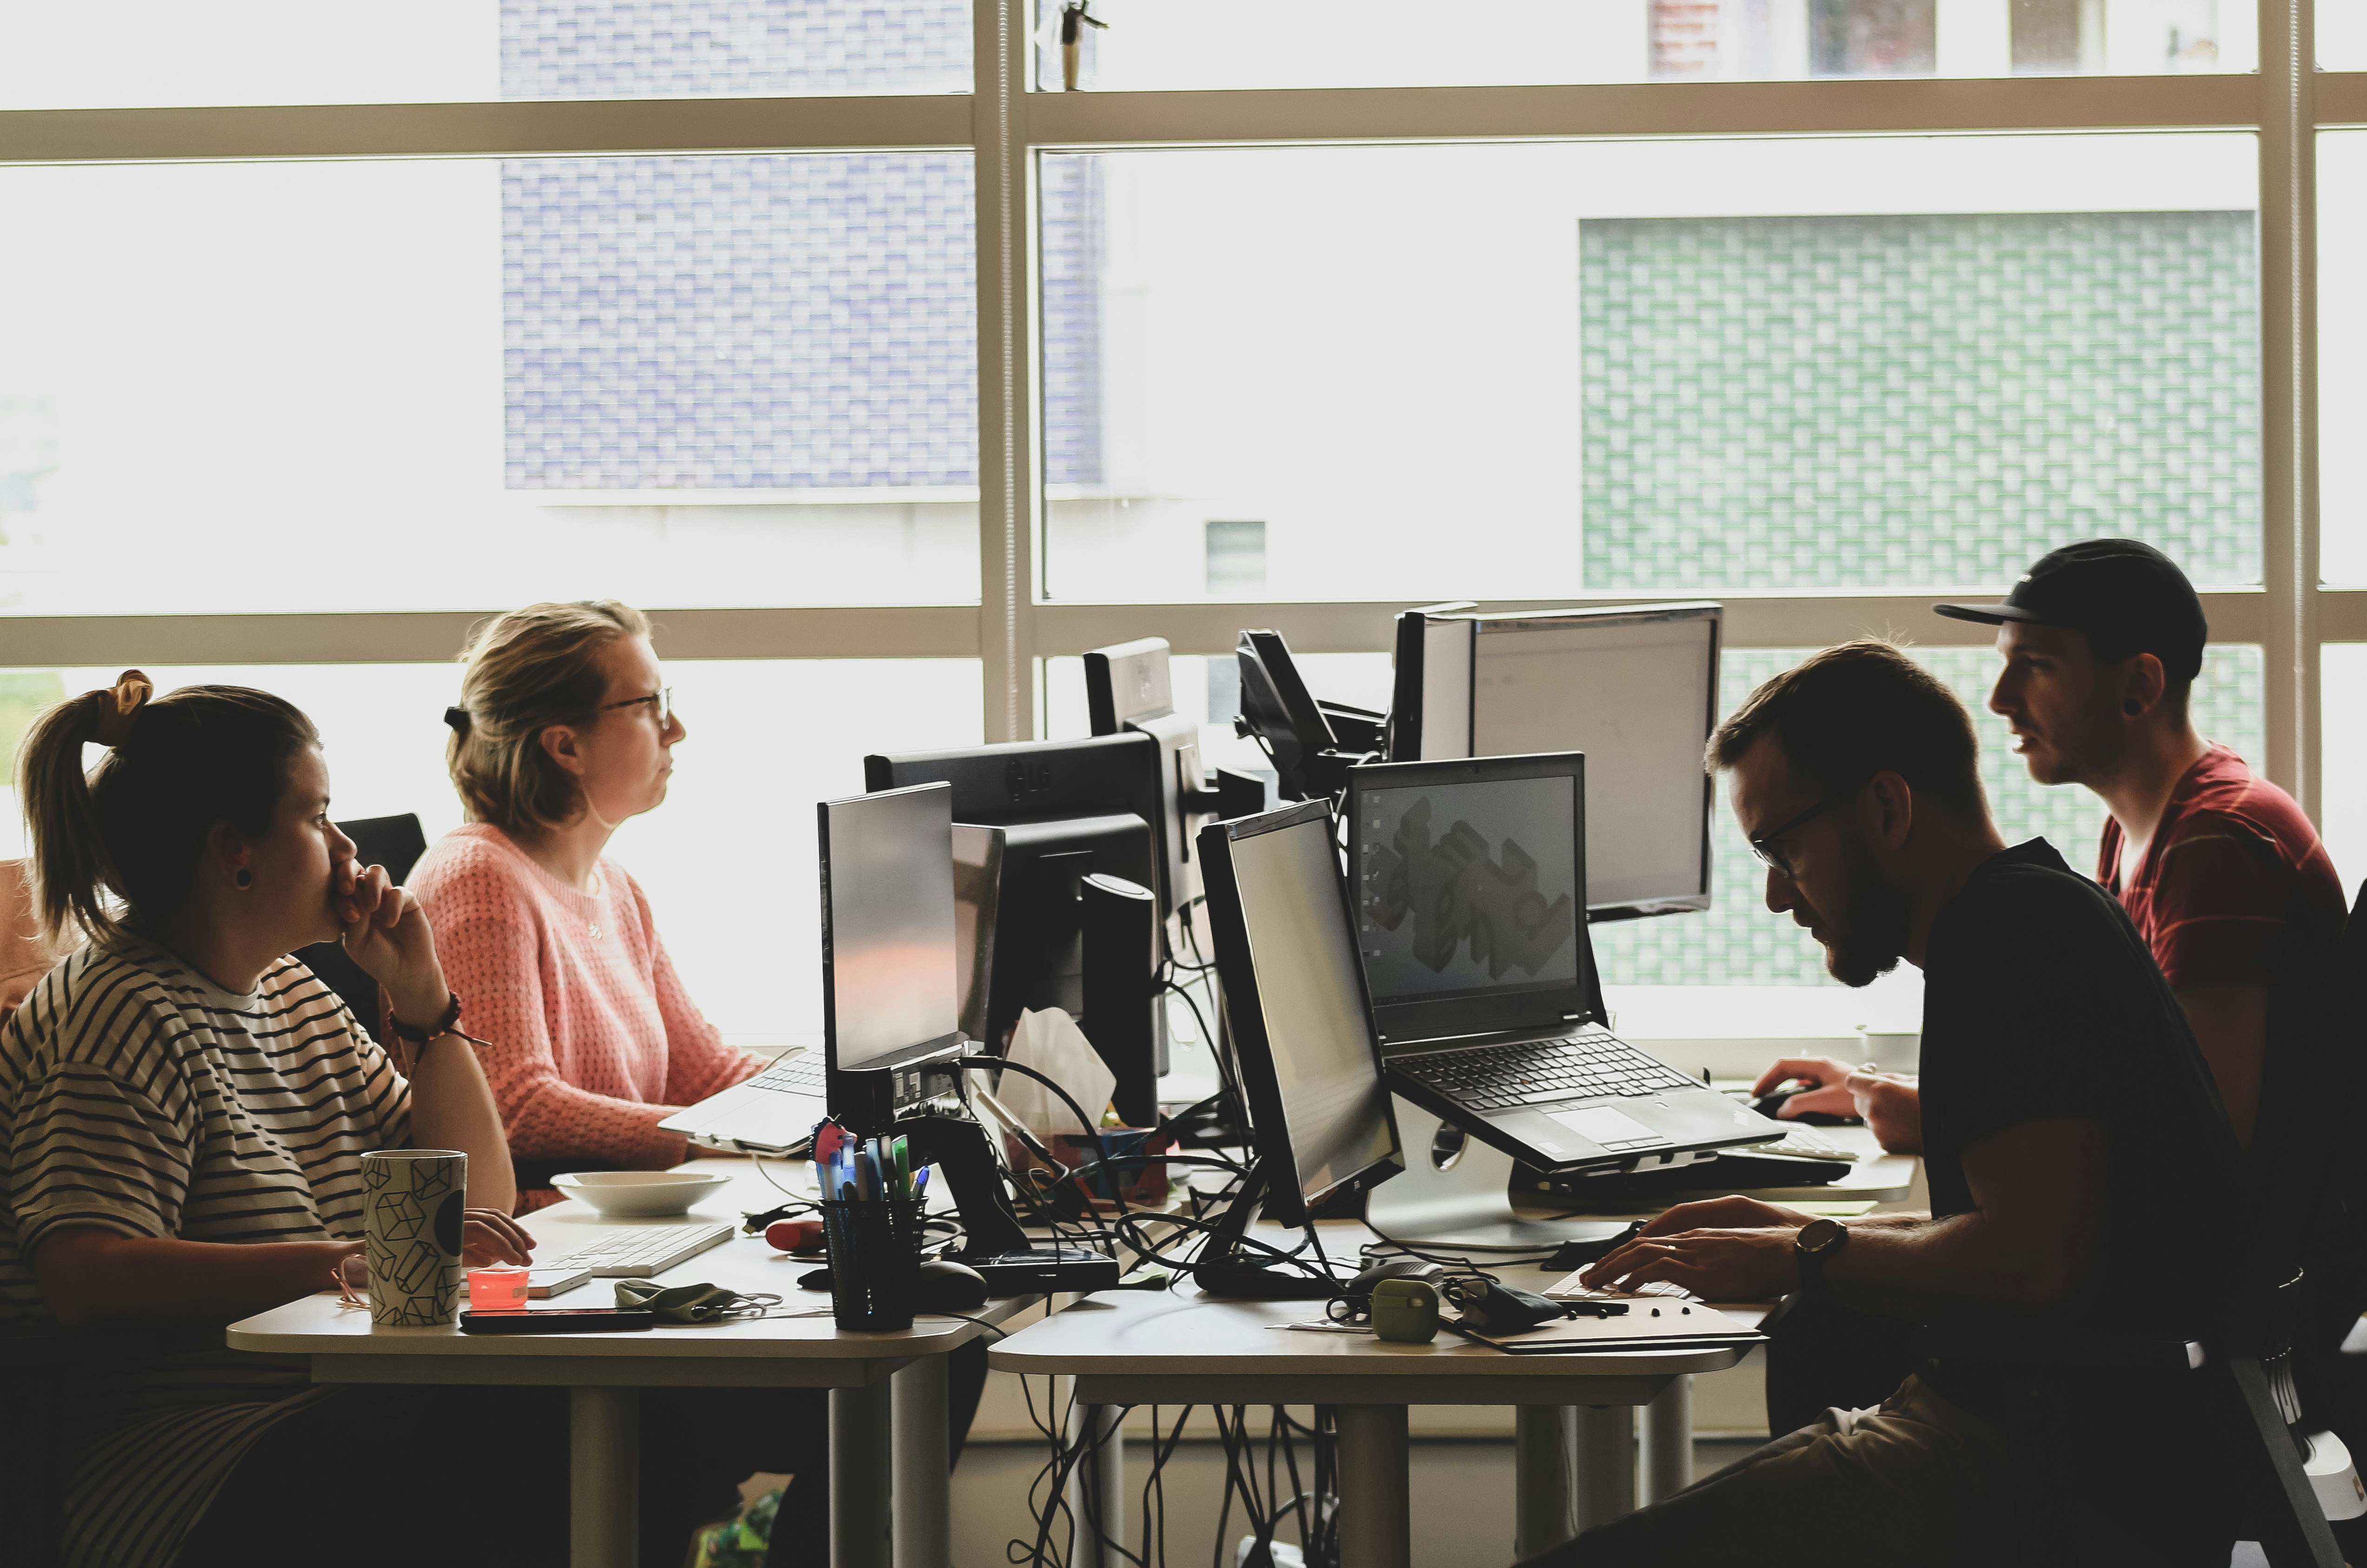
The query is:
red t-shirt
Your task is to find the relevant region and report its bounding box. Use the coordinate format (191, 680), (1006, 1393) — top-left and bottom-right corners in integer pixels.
(2097, 744), (2348, 993)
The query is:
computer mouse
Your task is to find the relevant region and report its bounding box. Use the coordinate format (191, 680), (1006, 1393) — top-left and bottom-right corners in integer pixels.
(913, 1258), (990, 1312)
(1749, 1086), (1860, 1126)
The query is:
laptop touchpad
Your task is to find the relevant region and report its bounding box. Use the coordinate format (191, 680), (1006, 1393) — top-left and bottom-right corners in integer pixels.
(1549, 1106), (1667, 1149)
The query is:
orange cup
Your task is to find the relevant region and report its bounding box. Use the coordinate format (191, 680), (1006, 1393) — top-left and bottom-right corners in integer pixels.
(467, 1265), (530, 1312)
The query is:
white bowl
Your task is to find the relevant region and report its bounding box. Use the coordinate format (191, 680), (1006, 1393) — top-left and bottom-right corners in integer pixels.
(550, 1170), (732, 1219)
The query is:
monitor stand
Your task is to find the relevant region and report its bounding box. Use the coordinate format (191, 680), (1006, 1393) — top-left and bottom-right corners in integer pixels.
(1366, 1098), (1630, 1253)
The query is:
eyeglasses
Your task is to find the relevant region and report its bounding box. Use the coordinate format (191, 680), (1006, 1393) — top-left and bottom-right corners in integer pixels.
(1746, 784), (1858, 879)
(601, 687), (672, 728)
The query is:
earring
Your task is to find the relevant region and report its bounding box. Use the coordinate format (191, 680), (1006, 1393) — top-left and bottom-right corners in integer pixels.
(2122, 699), (2143, 717)
(235, 869), (252, 889)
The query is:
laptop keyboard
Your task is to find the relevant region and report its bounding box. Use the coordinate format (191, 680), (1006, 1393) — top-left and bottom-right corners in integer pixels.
(744, 1054), (822, 1095)
(1399, 1027), (1698, 1111)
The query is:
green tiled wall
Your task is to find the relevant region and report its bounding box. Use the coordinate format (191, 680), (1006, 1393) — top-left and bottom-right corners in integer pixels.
(1590, 642), (2267, 986)
(1579, 212), (2261, 591)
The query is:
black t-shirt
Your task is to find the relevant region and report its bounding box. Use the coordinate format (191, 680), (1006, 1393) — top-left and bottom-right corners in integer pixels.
(1916, 839), (2248, 1368)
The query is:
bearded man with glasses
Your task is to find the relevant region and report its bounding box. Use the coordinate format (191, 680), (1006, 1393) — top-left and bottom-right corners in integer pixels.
(1519, 639), (2249, 1568)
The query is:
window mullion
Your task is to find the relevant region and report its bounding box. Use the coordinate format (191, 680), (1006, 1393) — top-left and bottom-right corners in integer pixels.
(2261, 0), (2318, 816)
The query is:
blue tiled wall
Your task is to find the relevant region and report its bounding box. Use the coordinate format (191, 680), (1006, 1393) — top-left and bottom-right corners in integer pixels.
(500, 1), (1103, 491)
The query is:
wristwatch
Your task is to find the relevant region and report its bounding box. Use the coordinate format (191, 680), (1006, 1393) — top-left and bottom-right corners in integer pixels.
(1794, 1217), (1849, 1297)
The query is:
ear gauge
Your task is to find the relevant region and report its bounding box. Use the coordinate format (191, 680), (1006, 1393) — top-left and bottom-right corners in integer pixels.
(234, 869), (253, 889)
(2123, 699), (2143, 717)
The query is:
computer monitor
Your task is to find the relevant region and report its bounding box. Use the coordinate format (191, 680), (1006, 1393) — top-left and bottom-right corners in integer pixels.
(819, 783), (962, 1080)
(1084, 636), (1208, 916)
(1234, 629), (1386, 805)
(951, 822), (1004, 1046)
(866, 734), (1162, 1059)
(1389, 601), (1720, 922)
(1197, 799), (1403, 1230)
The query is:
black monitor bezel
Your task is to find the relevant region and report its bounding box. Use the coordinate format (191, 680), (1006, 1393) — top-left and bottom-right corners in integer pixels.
(1345, 751), (1605, 1049)
(1197, 799), (1403, 1229)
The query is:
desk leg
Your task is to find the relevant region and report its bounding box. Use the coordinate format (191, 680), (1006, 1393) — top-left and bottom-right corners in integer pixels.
(1064, 1402), (1126, 1567)
(892, 1356), (951, 1568)
(1514, 1406), (1577, 1559)
(1335, 1404), (1410, 1568)
(832, 1379), (895, 1568)
(1639, 1374), (1693, 1504)
(570, 1386), (638, 1568)
(1571, 1405), (1635, 1533)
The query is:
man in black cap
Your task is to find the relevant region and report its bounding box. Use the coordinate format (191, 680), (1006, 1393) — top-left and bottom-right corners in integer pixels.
(1759, 537), (2342, 1153)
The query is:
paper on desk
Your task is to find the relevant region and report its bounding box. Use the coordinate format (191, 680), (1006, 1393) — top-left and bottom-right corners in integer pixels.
(998, 1007), (1116, 1136)
(1544, 1273), (1697, 1302)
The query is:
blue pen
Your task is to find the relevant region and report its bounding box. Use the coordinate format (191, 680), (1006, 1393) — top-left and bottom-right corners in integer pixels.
(912, 1167), (931, 1200)
(857, 1149), (880, 1201)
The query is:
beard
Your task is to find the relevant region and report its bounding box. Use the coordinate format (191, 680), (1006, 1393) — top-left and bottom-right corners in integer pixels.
(1813, 838), (1911, 988)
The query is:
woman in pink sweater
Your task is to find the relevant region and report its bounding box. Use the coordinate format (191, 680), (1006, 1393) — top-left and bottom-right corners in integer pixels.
(411, 600), (769, 1205)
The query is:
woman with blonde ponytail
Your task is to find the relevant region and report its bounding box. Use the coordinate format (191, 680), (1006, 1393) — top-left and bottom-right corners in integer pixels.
(0, 673), (538, 1568)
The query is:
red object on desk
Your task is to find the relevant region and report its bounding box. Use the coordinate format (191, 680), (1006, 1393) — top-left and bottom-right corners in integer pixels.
(765, 1218), (826, 1254)
(1004, 1128), (1173, 1211)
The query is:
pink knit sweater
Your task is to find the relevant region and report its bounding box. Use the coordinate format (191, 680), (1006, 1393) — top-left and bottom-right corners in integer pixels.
(410, 824), (766, 1184)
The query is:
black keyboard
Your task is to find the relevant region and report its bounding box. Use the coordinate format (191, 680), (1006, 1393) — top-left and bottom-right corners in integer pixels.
(1397, 1027), (1697, 1111)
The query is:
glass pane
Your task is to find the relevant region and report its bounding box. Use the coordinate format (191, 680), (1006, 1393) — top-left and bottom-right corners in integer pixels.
(0, 0), (970, 110)
(0, 155), (979, 614)
(1036, 0), (2254, 91)
(0, 658), (982, 1046)
(1042, 649), (1395, 792)
(2320, 645), (2367, 891)
(2323, 132), (2367, 585)
(1040, 134), (2261, 603)
(2323, 3), (2367, 70)
(1591, 641), (2267, 986)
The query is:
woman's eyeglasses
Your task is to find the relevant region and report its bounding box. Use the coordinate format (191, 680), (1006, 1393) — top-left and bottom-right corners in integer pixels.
(601, 687), (673, 728)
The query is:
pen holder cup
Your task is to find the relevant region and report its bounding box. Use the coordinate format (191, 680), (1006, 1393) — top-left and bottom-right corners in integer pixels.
(818, 1197), (928, 1332)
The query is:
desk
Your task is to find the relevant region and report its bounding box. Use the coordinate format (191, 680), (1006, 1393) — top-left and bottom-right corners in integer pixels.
(992, 1255), (1755, 1568)
(227, 1168), (1038, 1568)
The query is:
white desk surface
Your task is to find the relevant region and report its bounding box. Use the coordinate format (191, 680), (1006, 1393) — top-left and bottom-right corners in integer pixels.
(228, 1164), (1036, 1387)
(991, 1223), (1755, 1407)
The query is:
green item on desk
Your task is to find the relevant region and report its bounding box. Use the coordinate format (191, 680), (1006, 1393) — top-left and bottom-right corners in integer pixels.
(613, 1279), (781, 1323)
(1369, 1278), (1441, 1343)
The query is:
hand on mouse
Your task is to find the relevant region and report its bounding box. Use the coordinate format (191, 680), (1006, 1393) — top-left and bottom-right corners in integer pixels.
(1753, 1056), (1923, 1154)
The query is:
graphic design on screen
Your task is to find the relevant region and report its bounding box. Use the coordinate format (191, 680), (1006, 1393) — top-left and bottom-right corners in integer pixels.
(1359, 778), (1577, 1001)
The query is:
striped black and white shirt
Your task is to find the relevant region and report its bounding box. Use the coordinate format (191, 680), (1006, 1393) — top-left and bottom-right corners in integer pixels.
(0, 935), (411, 1568)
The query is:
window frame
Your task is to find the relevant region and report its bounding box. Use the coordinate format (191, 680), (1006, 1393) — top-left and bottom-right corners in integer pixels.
(0, 1), (2352, 817)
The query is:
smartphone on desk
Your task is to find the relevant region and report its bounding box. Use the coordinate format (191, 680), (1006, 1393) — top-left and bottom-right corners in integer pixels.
(460, 1308), (655, 1335)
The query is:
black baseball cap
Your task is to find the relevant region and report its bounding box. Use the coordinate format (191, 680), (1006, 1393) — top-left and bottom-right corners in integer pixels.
(1933, 538), (2207, 684)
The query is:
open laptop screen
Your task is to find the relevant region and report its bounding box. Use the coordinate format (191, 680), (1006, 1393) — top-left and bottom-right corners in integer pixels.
(1347, 753), (1597, 1045)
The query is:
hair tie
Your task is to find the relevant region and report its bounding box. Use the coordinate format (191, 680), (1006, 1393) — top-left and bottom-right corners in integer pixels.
(87, 670), (153, 748)
(443, 706), (472, 736)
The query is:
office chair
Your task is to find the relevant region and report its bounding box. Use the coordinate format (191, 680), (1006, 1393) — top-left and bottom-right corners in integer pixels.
(294, 814), (429, 1030)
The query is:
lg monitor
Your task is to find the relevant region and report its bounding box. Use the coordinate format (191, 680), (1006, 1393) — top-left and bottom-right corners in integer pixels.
(1389, 601), (1719, 922)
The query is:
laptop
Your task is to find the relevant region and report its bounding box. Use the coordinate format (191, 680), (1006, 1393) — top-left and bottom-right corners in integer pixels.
(1345, 751), (1782, 1173)
(660, 820), (1004, 1153)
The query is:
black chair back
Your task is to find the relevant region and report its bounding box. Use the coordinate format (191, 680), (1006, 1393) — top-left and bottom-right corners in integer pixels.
(295, 814), (429, 1030)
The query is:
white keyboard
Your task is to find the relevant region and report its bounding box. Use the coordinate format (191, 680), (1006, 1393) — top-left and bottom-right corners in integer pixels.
(1738, 1123), (1858, 1162)
(543, 1222), (737, 1279)
(742, 1053), (822, 1095)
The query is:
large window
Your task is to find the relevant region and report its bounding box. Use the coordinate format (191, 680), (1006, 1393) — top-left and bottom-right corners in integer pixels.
(2, 0), (2352, 1044)
(1039, 133), (2260, 603)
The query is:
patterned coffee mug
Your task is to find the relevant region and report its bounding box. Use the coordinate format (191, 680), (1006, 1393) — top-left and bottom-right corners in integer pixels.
(362, 1149), (468, 1326)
